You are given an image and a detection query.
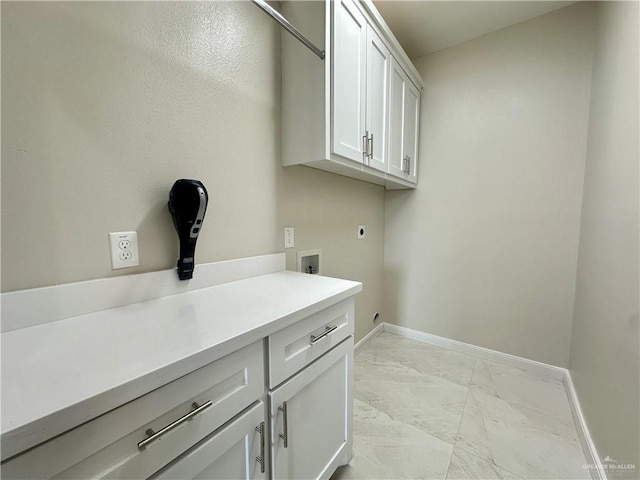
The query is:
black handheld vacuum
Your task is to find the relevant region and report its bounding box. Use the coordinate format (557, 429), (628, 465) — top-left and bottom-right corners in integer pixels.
(168, 179), (208, 280)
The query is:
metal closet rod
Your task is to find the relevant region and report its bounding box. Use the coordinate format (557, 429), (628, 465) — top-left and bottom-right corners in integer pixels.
(251, 0), (325, 60)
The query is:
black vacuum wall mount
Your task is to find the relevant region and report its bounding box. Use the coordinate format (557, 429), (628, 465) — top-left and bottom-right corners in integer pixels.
(168, 179), (208, 280)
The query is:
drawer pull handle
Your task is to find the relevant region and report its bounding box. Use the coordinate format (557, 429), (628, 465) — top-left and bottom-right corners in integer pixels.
(138, 400), (212, 450)
(256, 421), (266, 473)
(279, 401), (289, 448)
(310, 325), (338, 344)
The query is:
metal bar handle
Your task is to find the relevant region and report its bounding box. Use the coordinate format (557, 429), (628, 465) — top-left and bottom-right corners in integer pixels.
(369, 134), (374, 159)
(255, 421), (266, 473)
(138, 400), (212, 450)
(279, 402), (289, 448)
(407, 156), (411, 174)
(362, 133), (368, 160)
(310, 324), (338, 344)
(364, 130), (371, 162)
(251, 0), (325, 60)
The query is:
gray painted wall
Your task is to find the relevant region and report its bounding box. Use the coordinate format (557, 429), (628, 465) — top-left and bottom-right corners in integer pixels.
(569, 2), (640, 475)
(0, 2), (385, 342)
(384, 3), (596, 367)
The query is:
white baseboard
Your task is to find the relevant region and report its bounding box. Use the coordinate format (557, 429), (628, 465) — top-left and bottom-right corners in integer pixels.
(563, 372), (607, 480)
(382, 323), (566, 380)
(377, 322), (603, 479)
(354, 323), (384, 353)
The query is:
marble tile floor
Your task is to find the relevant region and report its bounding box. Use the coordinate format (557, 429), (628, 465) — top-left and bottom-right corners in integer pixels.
(332, 332), (591, 480)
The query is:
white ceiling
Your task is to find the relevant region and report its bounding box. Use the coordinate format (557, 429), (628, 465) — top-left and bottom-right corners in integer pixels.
(373, 1), (576, 59)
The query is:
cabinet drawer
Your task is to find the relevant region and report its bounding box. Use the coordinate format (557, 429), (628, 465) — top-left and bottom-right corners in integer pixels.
(2, 341), (264, 479)
(268, 298), (354, 388)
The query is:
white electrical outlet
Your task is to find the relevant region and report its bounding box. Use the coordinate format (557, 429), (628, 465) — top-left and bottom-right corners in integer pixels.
(357, 225), (366, 239)
(284, 227), (295, 249)
(109, 231), (140, 269)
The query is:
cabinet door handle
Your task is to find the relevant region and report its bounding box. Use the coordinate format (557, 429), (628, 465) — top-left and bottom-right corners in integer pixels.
(310, 324), (337, 344)
(403, 155), (411, 174)
(278, 401), (289, 448)
(138, 400), (212, 450)
(362, 131), (369, 161)
(255, 421), (266, 473)
(369, 134), (374, 159)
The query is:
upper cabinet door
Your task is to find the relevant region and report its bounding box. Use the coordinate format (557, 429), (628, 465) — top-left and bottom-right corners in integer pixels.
(332, 0), (367, 164)
(387, 57), (406, 178)
(387, 57), (420, 184)
(403, 80), (420, 184)
(365, 25), (391, 172)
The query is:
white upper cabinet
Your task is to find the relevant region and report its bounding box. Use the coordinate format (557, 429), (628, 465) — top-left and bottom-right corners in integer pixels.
(281, 0), (423, 190)
(332, 0), (367, 163)
(333, 0), (391, 173)
(403, 79), (420, 184)
(387, 57), (420, 184)
(388, 58), (407, 179)
(364, 24), (391, 172)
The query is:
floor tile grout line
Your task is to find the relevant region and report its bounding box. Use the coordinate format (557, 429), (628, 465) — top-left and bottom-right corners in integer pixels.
(469, 356), (578, 427)
(472, 383), (581, 430)
(471, 360), (587, 454)
(444, 357), (478, 480)
(448, 358), (526, 480)
(450, 443), (533, 480)
(359, 332), (477, 479)
(456, 355), (587, 479)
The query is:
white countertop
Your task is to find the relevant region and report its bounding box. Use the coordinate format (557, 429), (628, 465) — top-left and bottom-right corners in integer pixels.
(1, 270), (361, 460)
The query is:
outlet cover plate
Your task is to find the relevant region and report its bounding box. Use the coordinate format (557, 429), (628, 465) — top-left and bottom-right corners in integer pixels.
(284, 227), (295, 249)
(109, 231), (140, 269)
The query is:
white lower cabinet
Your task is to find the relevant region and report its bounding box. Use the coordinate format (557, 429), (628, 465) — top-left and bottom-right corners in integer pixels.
(1, 300), (355, 480)
(269, 338), (353, 480)
(153, 402), (267, 480)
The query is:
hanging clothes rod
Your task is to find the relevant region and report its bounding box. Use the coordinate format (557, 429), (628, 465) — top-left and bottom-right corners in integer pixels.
(251, 0), (325, 60)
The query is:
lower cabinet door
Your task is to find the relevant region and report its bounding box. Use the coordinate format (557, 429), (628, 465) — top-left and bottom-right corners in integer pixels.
(269, 337), (353, 480)
(152, 402), (267, 480)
